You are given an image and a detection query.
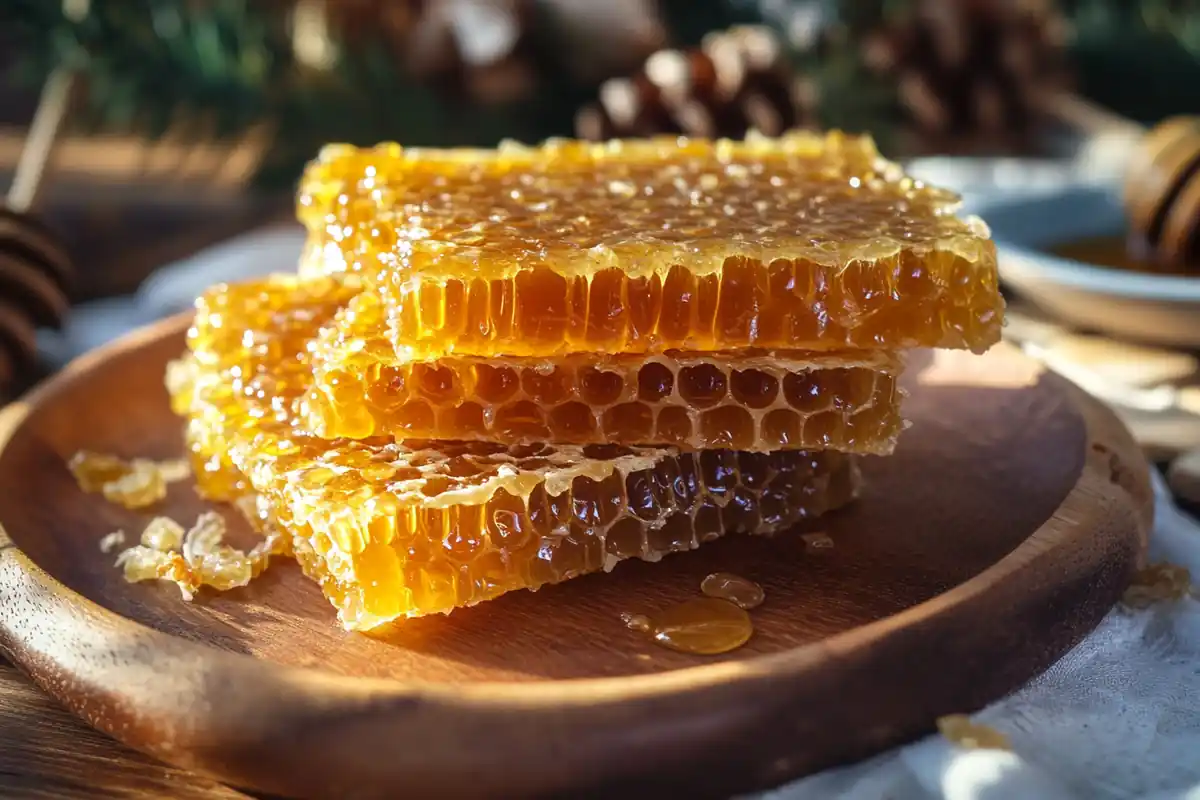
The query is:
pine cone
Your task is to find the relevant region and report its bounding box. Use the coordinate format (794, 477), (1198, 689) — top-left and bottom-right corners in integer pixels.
(575, 25), (819, 141)
(322, 0), (542, 106)
(862, 0), (1069, 146)
(0, 206), (72, 392)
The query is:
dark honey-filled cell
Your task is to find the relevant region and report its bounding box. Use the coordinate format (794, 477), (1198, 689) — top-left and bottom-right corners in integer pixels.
(730, 369), (780, 409)
(637, 361), (675, 402)
(173, 275), (863, 631)
(304, 292), (907, 454)
(678, 363), (729, 408)
(298, 132), (1002, 359)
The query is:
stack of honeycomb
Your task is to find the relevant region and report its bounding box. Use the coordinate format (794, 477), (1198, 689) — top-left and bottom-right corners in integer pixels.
(169, 132), (1002, 631)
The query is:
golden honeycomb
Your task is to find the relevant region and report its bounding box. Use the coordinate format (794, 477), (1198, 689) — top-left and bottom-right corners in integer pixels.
(174, 274), (359, 500)
(172, 276), (861, 629)
(296, 131), (1002, 360)
(254, 438), (857, 630)
(304, 292), (905, 453)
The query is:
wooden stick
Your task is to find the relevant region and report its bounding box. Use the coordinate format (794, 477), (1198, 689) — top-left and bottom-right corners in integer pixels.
(1042, 91), (1146, 139)
(1032, 90), (1151, 182)
(6, 69), (75, 213)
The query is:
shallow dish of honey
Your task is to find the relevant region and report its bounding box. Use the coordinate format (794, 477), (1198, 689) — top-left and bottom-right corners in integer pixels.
(0, 315), (1150, 799)
(981, 184), (1200, 347)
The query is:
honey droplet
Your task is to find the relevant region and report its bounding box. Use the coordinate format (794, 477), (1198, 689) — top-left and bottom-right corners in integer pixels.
(937, 714), (1012, 751)
(700, 572), (765, 609)
(621, 611), (652, 632)
(642, 598), (752, 655)
(802, 531), (834, 552)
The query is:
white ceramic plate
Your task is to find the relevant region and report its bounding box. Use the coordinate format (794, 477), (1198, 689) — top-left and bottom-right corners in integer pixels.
(976, 185), (1200, 348)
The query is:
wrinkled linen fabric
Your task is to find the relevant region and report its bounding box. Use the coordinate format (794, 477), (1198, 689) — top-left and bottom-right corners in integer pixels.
(759, 471), (1200, 800)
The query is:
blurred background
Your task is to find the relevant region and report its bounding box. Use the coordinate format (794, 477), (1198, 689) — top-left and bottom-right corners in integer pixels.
(4, 0), (1200, 405)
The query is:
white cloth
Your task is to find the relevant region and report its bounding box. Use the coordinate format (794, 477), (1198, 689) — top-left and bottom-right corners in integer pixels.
(759, 471), (1200, 800)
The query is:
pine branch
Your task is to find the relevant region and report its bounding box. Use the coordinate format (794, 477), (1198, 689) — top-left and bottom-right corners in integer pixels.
(3, 1), (595, 188)
(7, 0), (290, 137)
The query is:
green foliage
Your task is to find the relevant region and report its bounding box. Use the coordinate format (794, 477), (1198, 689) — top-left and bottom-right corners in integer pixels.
(655, 0), (765, 46)
(9, 0), (291, 138)
(1062, 0), (1200, 55)
(1061, 0), (1200, 122)
(10, 0), (1200, 189)
(3, 0), (602, 188)
(759, 0), (1200, 124)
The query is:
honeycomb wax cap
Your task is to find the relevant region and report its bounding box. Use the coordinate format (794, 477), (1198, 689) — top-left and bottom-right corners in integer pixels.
(296, 130), (1002, 359)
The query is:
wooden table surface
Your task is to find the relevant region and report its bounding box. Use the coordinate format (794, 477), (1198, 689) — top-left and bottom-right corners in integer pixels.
(0, 659), (250, 798)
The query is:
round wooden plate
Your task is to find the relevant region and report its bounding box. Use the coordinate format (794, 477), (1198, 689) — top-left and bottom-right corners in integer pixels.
(0, 316), (1153, 800)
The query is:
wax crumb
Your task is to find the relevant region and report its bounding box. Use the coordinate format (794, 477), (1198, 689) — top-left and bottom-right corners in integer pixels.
(1122, 563), (1192, 609)
(937, 715), (1011, 751)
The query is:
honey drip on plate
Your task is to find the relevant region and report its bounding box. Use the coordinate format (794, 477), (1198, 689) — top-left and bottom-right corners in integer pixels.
(700, 572), (765, 609)
(620, 611), (652, 632)
(627, 598), (753, 655)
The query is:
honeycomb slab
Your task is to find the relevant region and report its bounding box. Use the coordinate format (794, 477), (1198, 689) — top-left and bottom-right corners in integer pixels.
(297, 131), (1002, 360)
(172, 276), (861, 629)
(304, 292), (905, 453)
(173, 275), (359, 500)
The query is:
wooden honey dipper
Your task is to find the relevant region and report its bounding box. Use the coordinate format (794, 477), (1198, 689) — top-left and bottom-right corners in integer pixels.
(1121, 116), (1200, 270)
(1045, 93), (1200, 271)
(0, 68), (75, 393)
